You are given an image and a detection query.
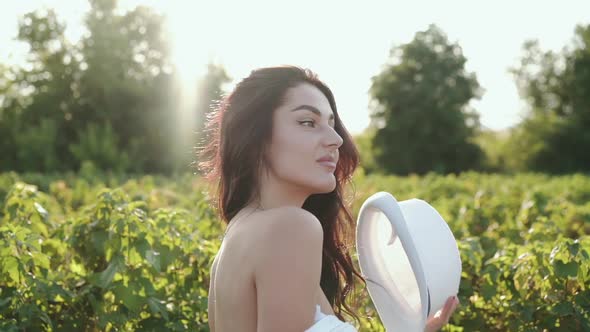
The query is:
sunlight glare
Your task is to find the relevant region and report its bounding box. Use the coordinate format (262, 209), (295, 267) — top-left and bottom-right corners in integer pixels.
(119, 0), (214, 157)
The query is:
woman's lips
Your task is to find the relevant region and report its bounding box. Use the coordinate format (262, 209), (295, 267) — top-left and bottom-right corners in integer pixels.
(317, 161), (337, 170)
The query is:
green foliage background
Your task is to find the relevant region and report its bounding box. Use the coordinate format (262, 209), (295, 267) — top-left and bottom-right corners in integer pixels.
(1, 171), (589, 331)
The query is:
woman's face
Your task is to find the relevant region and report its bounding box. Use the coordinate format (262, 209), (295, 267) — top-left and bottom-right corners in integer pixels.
(264, 83), (344, 195)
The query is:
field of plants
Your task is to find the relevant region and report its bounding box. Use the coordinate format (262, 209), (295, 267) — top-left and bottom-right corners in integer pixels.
(1, 169), (589, 331)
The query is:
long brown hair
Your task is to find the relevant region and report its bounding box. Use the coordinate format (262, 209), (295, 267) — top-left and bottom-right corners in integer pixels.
(196, 65), (366, 324)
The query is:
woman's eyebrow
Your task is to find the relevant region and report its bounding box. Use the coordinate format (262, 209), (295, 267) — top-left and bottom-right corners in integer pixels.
(290, 104), (335, 121)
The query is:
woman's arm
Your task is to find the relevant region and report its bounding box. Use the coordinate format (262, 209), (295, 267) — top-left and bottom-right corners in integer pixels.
(208, 256), (218, 332)
(253, 207), (324, 332)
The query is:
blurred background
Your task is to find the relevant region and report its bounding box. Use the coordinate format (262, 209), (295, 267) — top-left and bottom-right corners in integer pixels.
(2, 0), (589, 176)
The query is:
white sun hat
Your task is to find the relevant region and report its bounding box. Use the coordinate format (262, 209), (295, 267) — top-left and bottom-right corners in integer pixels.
(355, 191), (462, 332)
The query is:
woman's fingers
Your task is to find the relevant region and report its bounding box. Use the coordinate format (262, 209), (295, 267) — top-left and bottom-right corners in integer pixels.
(441, 296), (460, 323)
(436, 296), (459, 325)
(425, 296), (460, 332)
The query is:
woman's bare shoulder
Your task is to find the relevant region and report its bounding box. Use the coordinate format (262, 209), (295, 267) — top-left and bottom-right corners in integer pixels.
(258, 206), (322, 237)
(249, 207), (323, 260)
(244, 207), (324, 273)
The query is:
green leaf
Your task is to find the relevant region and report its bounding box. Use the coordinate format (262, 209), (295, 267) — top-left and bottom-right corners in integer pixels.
(567, 240), (580, 257)
(33, 202), (49, 221)
(553, 302), (574, 315)
(157, 245), (174, 271)
(138, 276), (156, 296)
(89, 254), (125, 288)
(32, 251), (50, 270)
(70, 260), (87, 276)
(553, 260), (578, 278)
(113, 282), (143, 312)
(0, 297), (11, 308)
(91, 230), (108, 255)
(3, 256), (20, 283)
(134, 237), (150, 256)
(146, 249), (161, 272)
(147, 297), (169, 321)
(481, 280), (496, 300)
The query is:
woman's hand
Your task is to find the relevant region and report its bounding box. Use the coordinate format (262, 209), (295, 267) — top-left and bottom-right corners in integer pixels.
(424, 295), (460, 332)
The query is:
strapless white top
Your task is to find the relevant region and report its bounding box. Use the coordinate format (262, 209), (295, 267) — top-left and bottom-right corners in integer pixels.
(304, 304), (358, 331)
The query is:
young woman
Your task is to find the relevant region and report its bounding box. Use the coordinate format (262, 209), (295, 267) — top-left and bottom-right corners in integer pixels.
(198, 66), (459, 331)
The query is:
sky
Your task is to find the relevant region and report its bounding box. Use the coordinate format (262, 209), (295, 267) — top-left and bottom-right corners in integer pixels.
(1, 0), (589, 135)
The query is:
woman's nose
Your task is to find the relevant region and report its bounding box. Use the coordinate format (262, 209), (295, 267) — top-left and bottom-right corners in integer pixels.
(325, 126), (343, 148)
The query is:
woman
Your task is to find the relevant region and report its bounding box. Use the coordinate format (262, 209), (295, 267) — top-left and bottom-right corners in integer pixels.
(198, 66), (459, 331)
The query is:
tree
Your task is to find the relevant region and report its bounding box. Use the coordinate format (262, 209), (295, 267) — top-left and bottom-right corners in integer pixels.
(169, 62), (231, 173)
(353, 128), (380, 175)
(0, 0), (234, 173)
(369, 24), (484, 175)
(78, 0), (176, 172)
(3, 9), (80, 171)
(0, 2), (284, 174)
(508, 24), (590, 173)
(194, 63), (231, 149)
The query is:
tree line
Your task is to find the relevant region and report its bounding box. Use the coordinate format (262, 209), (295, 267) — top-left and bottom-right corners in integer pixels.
(1, 0), (588, 175)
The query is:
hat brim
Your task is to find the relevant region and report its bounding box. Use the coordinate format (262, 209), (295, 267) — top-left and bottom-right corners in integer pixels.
(356, 192), (430, 331)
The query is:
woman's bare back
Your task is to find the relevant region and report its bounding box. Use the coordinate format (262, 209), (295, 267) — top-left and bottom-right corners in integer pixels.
(208, 208), (334, 332)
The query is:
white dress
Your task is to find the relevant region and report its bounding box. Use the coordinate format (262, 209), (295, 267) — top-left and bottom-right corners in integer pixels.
(304, 304), (358, 331)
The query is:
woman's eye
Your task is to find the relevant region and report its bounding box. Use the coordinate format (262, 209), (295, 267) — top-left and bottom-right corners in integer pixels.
(299, 120), (315, 128)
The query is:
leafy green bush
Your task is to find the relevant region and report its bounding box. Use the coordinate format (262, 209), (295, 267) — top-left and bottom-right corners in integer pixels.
(1, 177), (219, 331)
(69, 123), (135, 174)
(12, 118), (61, 172)
(0, 172), (589, 331)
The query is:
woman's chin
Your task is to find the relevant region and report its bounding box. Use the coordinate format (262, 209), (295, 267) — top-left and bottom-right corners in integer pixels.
(314, 179), (337, 194)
